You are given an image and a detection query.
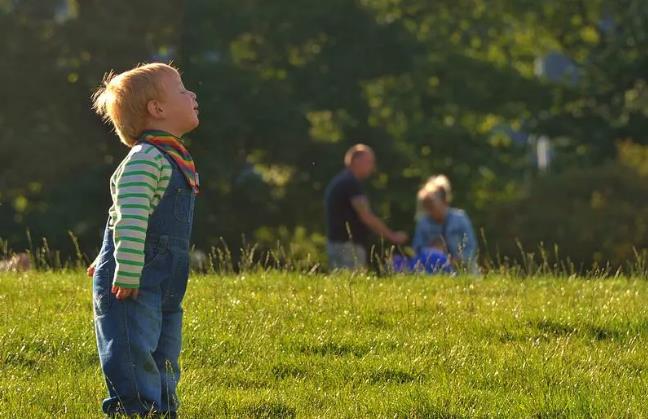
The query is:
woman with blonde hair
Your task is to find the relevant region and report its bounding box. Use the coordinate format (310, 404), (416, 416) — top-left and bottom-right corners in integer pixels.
(413, 175), (479, 273)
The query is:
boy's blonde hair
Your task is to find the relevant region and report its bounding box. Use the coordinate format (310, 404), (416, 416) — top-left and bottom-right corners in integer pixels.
(92, 63), (178, 146)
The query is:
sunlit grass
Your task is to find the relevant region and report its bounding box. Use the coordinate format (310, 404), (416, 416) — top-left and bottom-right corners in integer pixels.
(1, 271), (648, 417)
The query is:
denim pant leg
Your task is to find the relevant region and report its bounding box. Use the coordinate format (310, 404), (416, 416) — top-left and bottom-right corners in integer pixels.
(153, 310), (182, 412)
(94, 239), (165, 415)
(93, 228), (140, 413)
(153, 248), (190, 413)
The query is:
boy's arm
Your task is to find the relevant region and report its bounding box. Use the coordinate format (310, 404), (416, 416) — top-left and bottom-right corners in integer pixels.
(86, 217), (112, 277)
(86, 254), (100, 277)
(112, 146), (166, 292)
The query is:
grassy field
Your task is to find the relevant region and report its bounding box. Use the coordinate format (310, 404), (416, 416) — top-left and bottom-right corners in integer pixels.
(1, 271), (648, 417)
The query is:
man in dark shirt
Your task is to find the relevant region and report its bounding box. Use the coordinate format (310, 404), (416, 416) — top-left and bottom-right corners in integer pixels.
(324, 144), (408, 270)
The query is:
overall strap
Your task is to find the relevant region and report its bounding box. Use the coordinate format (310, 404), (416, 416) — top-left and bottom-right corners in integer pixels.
(138, 141), (191, 190)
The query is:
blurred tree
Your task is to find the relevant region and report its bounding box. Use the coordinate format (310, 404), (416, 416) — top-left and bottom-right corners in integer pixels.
(0, 0), (185, 255)
(1, 0), (646, 267)
(485, 158), (648, 269)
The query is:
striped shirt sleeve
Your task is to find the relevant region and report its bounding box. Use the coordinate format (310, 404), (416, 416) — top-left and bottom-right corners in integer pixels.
(111, 146), (164, 288)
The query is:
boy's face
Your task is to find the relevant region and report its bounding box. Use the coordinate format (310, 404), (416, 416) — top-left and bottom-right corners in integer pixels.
(157, 71), (199, 135)
(429, 240), (447, 252)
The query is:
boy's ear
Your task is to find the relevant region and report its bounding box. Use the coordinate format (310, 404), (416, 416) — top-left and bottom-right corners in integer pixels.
(146, 100), (164, 119)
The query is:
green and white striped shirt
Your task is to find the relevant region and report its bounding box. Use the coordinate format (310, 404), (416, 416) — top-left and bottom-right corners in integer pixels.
(109, 143), (172, 288)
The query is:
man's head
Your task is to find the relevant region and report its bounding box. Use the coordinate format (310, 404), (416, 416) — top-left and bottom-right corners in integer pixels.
(344, 144), (375, 180)
(92, 63), (199, 146)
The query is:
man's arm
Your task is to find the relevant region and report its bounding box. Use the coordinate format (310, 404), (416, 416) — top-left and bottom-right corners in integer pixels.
(351, 195), (408, 244)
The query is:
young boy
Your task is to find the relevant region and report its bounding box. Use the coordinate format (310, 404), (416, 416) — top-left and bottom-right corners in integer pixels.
(87, 63), (200, 417)
(413, 236), (454, 274)
(392, 236), (454, 275)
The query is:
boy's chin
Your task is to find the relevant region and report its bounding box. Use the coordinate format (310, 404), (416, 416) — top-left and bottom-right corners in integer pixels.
(186, 119), (200, 132)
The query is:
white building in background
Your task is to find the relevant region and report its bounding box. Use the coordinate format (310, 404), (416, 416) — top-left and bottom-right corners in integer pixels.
(536, 136), (551, 172)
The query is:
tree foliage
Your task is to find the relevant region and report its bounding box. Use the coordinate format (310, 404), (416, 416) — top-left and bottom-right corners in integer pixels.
(1, 0), (646, 266)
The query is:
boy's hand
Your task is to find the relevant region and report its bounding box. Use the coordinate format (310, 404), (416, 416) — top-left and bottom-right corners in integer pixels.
(111, 285), (139, 300)
(86, 262), (96, 277)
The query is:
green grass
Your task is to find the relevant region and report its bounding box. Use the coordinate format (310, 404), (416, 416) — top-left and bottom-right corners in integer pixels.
(1, 272), (648, 417)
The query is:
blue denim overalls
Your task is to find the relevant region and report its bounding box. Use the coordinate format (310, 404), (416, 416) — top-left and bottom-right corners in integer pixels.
(92, 145), (196, 416)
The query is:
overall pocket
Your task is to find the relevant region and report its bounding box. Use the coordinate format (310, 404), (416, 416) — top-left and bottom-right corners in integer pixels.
(143, 235), (169, 269)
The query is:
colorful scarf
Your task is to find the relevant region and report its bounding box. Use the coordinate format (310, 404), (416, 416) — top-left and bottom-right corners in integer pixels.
(140, 130), (200, 193)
